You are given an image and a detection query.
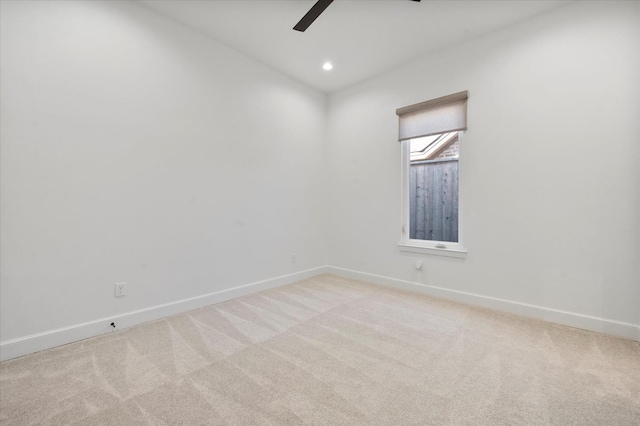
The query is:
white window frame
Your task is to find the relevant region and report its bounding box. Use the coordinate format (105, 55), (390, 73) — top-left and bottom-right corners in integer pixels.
(398, 131), (467, 258)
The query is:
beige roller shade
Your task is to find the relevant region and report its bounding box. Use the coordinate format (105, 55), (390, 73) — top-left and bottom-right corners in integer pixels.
(396, 91), (468, 141)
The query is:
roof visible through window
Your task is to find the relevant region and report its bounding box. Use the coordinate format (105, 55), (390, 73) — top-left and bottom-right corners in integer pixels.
(410, 131), (459, 162)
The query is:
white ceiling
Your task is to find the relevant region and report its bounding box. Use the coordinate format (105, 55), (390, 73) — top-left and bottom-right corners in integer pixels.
(139, 0), (570, 94)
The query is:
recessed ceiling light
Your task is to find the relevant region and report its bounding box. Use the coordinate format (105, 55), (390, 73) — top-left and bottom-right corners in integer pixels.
(322, 62), (333, 71)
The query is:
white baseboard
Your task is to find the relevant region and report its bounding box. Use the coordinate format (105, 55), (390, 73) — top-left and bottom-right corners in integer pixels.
(0, 266), (330, 362)
(326, 266), (640, 343)
(3, 264), (638, 362)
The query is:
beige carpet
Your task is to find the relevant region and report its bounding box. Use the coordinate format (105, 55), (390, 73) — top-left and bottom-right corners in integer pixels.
(1, 274), (639, 425)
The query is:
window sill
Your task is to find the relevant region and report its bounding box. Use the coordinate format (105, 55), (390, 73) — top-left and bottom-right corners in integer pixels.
(398, 243), (467, 259)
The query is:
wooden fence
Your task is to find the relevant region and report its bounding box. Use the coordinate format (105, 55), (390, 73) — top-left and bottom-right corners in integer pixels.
(409, 158), (459, 242)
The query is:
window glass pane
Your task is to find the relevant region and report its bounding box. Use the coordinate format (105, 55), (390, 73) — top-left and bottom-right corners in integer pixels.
(409, 132), (459, 242)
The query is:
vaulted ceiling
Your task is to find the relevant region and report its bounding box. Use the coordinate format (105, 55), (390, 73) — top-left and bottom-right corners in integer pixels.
(139, 0), (571, 94)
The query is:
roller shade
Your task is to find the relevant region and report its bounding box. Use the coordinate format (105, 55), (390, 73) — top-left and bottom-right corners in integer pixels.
(396, 91), (468, 141)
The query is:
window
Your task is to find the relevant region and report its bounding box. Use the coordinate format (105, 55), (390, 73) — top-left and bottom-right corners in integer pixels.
(397, 91), (468, 257)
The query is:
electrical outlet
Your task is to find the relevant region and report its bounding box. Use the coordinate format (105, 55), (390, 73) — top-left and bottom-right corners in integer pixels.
(291, 253), (297, 263)
(115, 282), (126, 297)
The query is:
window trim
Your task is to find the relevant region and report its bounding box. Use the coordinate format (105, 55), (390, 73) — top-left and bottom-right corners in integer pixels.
(399, 131), (467, 258)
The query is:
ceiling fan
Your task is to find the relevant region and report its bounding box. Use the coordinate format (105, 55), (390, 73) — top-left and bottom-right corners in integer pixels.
(294, 0), (422, 32)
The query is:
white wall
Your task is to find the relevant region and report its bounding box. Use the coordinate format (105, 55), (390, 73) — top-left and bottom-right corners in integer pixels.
(2, 0), (638, 358)
(327, 1), (640, 326)
(0, 0), (327, 343)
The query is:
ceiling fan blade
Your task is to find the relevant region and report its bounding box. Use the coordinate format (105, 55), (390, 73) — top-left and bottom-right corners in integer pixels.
(293, 0), (334, 32)
(293, 0), (420, 33)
